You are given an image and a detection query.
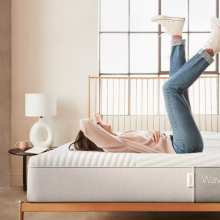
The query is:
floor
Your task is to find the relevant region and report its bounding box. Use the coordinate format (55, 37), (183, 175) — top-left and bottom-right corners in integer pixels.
(1, 187), (220, 220)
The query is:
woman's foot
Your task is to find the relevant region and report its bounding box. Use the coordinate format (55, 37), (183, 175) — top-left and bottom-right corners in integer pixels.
(150, 15), (185, 38)
(203, 16), (220, 56)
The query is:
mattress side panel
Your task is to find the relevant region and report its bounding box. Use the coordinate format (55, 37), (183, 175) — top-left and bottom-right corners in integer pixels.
(27, 167), (194, 202)
(196, 167), (220, 202)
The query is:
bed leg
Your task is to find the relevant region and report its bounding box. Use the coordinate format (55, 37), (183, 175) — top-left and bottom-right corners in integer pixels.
(19, 200), (24, 220)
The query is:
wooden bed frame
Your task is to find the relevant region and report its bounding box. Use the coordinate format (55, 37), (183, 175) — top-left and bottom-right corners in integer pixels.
(19, 76), (220, 219)
(19, 200), (220, 220)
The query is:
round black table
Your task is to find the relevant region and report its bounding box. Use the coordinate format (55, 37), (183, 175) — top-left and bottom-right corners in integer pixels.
(9, 147), (56, 191)
(8, 148), (37, 191)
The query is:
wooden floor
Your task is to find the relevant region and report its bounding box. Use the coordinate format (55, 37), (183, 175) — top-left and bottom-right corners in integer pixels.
(2, 187), (220, 220)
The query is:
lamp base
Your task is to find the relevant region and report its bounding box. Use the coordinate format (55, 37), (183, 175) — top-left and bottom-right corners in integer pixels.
(30, 117), (53, 149)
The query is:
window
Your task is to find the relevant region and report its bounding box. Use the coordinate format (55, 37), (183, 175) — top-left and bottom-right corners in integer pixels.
(99, 0), (220, 116)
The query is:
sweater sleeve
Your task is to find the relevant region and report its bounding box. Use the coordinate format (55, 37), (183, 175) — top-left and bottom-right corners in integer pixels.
(79, 118), (124, 151)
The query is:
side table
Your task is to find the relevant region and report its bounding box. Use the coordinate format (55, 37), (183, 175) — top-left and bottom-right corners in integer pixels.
(8, 147), (56, 191)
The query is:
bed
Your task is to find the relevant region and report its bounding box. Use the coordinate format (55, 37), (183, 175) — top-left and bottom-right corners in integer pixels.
(19, 76), (220, 219)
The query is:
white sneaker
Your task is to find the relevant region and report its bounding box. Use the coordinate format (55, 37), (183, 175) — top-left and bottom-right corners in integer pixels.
(150, 15), (185, 37)
(203, 16), (220, 55)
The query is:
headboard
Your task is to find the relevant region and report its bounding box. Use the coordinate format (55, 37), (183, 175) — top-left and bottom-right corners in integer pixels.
(88, 76), (220, 132)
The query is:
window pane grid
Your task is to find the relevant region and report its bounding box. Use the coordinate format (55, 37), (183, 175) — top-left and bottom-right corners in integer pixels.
(99, 0), (220, 116)
(99, 0), (219, 75)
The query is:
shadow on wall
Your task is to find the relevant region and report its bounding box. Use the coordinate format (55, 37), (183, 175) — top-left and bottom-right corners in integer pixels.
(53, 97), (77, 145)
(0, 0), (11, 186)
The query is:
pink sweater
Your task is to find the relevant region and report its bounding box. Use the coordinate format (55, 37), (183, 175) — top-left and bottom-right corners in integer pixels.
(80, 118), (176, 154)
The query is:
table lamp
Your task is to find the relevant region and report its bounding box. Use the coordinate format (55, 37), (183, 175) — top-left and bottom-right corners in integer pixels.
(25, 94), (57, 149)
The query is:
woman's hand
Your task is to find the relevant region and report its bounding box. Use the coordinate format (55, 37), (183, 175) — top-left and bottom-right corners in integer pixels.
(149, 130), (167, 144)
(91, 113), (103, 124)
(91, 113), (97, 122)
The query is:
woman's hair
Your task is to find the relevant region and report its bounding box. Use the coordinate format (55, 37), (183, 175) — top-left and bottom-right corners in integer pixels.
(69, 130), (104, 152)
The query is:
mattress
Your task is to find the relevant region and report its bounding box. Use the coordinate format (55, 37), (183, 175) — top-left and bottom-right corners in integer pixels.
(27, 131), (220, 203)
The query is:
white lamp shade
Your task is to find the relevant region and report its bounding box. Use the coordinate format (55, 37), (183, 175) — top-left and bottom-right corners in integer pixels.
(25, 94), (57, 117)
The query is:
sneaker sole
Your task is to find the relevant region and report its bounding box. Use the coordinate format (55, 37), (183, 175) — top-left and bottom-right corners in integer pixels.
(151, 15), (185, 22)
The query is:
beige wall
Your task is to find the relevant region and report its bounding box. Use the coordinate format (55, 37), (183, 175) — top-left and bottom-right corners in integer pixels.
(0, 0), (11, 186)
(11, 0), (99, 185)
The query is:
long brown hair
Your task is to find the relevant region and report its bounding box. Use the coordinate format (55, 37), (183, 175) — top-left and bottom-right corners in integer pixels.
(69, 130), (104, 152)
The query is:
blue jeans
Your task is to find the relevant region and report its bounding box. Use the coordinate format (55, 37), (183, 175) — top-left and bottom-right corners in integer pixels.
(163, 39), (214, 154)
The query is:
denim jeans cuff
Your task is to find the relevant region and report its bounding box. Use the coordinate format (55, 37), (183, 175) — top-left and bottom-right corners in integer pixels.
(171, 39), (186, 46)
(197, 48), (214, 65)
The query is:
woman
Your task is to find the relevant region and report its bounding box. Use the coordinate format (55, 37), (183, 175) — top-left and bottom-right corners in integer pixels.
(70, 15), (219, 154)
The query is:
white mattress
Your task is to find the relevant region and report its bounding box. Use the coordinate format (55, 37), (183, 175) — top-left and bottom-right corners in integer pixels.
(28, 131), (220, 168)
(27, 131), (220, 203)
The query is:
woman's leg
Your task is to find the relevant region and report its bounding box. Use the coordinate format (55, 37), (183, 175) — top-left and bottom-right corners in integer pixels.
(163, 49), (214, 153)
(151, 15), (219, 153)
(151, 15), (191, 109)
(170, 39), (191, 110)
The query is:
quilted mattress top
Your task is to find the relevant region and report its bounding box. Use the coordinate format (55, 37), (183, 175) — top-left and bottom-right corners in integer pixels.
(28, 131), (220, 168)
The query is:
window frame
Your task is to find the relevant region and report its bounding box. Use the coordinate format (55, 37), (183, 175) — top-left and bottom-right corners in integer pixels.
(98, 0), (220, 115)
(99, 0), (219, 75)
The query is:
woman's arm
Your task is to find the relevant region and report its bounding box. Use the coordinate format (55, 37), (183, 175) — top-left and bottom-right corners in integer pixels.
(80, 118), (124, 151)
